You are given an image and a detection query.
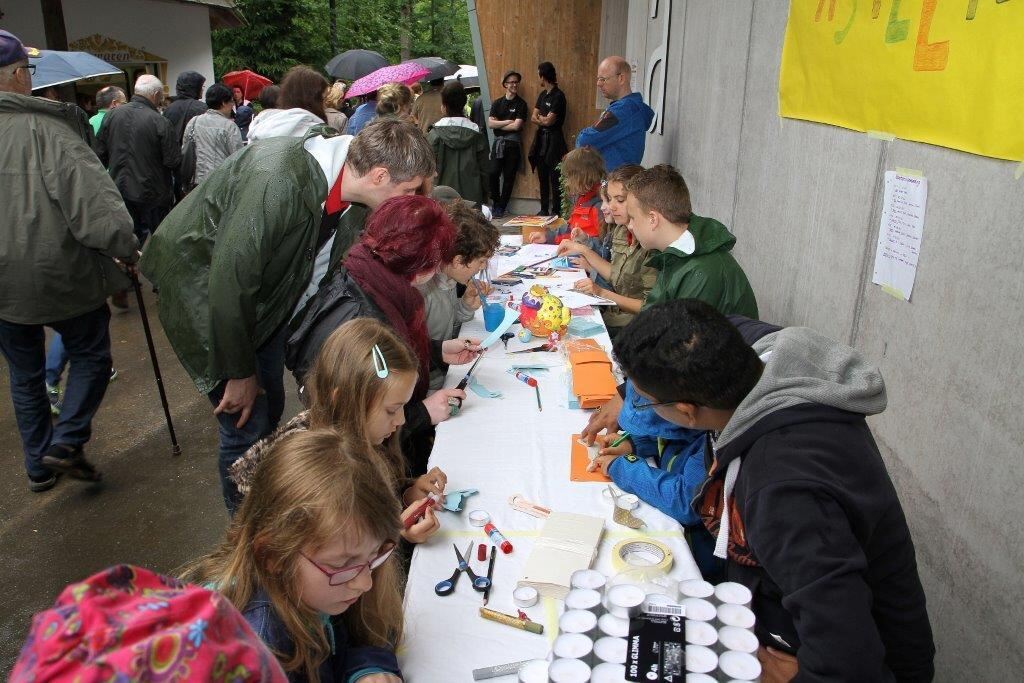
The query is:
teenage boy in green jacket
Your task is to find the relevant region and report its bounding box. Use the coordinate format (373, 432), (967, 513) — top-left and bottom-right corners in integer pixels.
(140, 118), (435, 512)
(627, 164), (758, 316)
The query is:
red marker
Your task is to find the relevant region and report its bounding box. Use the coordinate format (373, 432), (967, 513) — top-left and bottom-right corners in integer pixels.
(484, 522), (514, 554)
(403, 494), (437, 530)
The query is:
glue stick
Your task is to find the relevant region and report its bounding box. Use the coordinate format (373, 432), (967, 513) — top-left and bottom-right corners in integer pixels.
(512, 370), (538, 387)
(484, 522), (514, 554)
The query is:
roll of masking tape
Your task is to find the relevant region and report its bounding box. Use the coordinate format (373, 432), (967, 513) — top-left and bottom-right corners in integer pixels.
(513, 585), (539, 608)
(610, 538), (674, 573)
(468, 509), (491, 527)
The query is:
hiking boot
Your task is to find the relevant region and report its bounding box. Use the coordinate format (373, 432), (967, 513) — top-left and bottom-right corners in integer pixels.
(41, 444), (102, 482)
(46, 383), (62, 416)
(28, 471), (57, 493)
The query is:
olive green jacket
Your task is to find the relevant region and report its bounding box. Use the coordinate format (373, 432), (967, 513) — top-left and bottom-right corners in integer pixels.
(643, 214), (759, 318)
(0, 92), (137, 325)
(604, 224), (657, 329)
(140, 127), (367, 393)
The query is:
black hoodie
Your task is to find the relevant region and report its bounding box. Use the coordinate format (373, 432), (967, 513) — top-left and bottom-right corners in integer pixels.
(696, 326), (935, 682)
(164, 71), (208, 144)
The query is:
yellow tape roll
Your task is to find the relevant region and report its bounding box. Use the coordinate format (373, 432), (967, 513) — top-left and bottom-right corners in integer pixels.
(610, 538), (674, 573)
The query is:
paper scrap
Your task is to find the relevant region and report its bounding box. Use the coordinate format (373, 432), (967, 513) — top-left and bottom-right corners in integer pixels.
(568, 317), (604, 338)
(872, 171), (927, 302)
(442, 488), (478, 512)
(479, 306), (519, 348)
(468, 377), (502, 398)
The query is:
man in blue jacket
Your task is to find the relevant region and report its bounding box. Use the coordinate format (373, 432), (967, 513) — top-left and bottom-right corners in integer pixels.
(576, 56), (654, 170)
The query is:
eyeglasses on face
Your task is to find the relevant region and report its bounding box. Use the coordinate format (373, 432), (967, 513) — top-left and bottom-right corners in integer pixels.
(301, 541), (397, 586)
(631, 393), (688, 411)
(596, 72), (622, 84)
(17, 64), (36, 76)
(504, 80), (520, 86)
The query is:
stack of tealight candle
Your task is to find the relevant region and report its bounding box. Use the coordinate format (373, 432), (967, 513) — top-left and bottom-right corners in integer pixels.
(679, 579), (762, 681)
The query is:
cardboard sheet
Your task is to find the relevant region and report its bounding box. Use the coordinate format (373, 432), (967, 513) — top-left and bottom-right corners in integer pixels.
(570, 434), (612, 483)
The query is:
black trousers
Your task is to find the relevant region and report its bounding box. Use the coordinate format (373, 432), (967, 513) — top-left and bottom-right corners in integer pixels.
(537, 162), (562, 216)
(489, 144), (520, 210)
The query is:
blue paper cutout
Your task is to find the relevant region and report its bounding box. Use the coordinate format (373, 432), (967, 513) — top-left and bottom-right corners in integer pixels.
(443, 488), (478, 512)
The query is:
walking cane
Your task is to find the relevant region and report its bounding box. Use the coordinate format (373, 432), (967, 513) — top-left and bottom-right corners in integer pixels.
(129, 270), (181, 456)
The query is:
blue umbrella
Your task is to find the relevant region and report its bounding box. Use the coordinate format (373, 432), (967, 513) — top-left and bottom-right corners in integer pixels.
(29, 50), (123, 90)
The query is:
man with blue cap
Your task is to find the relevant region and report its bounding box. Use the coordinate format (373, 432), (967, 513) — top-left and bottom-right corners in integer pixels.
(0, 30), (139, 492)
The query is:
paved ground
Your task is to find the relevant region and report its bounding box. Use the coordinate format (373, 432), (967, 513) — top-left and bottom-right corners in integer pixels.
(0, 286), (303, 673)
(0, 216), (526, 673)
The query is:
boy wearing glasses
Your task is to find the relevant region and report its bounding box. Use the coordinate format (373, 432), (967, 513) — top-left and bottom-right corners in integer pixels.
(487, 70), (527, 218)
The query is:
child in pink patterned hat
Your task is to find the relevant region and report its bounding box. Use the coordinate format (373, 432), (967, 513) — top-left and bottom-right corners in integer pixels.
(10, 564), (287, 682)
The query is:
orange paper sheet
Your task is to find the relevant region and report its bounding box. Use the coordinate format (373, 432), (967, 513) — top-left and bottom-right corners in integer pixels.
(568, 340), (617, 409)
(570, 434), (612, 483)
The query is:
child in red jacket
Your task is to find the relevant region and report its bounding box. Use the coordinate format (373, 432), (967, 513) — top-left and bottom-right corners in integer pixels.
(531, 146), (606, 244)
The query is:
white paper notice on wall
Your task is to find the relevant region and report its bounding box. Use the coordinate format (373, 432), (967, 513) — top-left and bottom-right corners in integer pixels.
(872, 171), (928, 302)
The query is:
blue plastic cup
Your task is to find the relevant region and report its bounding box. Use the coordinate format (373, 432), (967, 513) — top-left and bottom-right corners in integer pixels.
(483, 303), (504, 332)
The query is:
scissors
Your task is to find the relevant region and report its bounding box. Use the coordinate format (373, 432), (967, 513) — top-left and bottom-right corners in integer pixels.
(435, 542), (491, 596)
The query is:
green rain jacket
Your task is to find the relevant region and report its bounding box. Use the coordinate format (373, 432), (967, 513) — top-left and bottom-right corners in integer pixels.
(427, 117), (489, 205)
(643, 214), (759, 318)
(140, 127), (366, 393)
(0, 92), (136, 325)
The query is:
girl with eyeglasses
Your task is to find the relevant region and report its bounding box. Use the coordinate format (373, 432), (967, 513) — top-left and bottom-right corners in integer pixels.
(185, 428), (406, 683)
(230, 318), (446, 546)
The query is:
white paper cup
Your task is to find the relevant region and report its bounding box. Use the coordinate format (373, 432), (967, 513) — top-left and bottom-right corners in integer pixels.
(553, 633), (594, 661)
(718, 650), (763, 680)
(680, 597), (716, 622)
(592, 636), (628, 664)
(685, 644), (718, 674)
(685, 675), (716, 683)
(598, 613), (630, 638)
(718, 625), (759, 654)
(559, 609), (598, 636)
(717, 603), (756, 629)
(547, 657), (591, 682)
(684, 619), (718, 647)
(679, 579), (715, 599)
(590, 662), (627, 683)
(566, 587), (604, 614)
(714, 581), (753, 607)
(571, 568), (607, 591)
(517, 659), (549, 683)
(605, 584), (646, 619)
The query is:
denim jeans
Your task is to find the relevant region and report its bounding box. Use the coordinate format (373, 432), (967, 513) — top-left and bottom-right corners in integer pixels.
(45, 333), (68, 387)
(0, 306), (112, 478)
(207, 325), (288, 513)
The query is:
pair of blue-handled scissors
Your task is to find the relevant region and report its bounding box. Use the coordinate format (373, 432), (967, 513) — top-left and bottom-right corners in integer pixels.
(435, 542), (491, 596)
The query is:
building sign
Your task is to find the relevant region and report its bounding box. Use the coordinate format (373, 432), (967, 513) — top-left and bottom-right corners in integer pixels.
(69, 34), (166, 66)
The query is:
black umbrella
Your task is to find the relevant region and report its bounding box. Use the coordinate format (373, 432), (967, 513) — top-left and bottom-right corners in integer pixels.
(325, 49), (388, 81)
(404, 56), (459, 82)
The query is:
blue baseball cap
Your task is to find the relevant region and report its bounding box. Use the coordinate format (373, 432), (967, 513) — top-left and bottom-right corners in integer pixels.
(0, 30), (30, 68)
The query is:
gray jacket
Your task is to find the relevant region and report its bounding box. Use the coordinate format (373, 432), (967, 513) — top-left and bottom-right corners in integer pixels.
(0, 92), (137, 324)
(184, 109), (244, 185)
(416, 272), (474, 389)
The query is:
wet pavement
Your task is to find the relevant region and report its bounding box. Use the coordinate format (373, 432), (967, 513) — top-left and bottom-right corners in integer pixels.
(0, 286), (302, 673)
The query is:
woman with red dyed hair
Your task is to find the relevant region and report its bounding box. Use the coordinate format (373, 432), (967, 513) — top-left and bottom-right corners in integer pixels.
(286, 195), (480, 474)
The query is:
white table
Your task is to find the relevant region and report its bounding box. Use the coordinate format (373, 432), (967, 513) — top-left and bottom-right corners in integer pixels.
(398, 239), (701, 682)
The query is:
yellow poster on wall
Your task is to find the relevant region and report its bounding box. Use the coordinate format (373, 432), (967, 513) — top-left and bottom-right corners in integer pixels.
(779, 0), (1024, 161)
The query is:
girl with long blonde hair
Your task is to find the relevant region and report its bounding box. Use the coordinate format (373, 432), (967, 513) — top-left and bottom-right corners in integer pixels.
(231, 318), (445, 543)
(185, 429), (405, 683)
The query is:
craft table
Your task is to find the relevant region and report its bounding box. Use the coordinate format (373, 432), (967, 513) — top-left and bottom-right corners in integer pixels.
(398, 238), (701, 682)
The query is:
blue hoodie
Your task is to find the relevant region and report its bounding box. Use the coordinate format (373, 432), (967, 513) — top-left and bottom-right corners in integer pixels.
(575, 92), (654, 170)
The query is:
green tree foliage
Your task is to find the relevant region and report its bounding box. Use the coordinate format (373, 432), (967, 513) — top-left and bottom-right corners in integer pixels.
(213, 0), (475, 83)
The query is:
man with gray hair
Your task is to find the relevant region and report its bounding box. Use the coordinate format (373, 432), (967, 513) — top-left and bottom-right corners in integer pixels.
(140, 118), (436, 511)
(0, 30), (139, 491)
(97, 74), (181, 245)
(89, 85), (126, 135)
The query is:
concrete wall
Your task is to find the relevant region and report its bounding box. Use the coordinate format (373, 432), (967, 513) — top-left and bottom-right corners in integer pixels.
(0, 0), (215, 94)
(626, 0), (1024, 679)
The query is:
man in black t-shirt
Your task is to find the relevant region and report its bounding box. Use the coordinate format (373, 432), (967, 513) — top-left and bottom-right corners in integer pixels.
(487, 69), (527, 218)
(528, 61), (568, 216)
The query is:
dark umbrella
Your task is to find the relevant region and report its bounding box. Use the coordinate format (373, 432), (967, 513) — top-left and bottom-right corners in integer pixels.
(325, 49), (389, 81)
(29, 50), (122, 90)
(404, 56), (459, 82)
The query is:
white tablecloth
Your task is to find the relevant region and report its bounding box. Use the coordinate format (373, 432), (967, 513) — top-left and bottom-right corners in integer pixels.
(398, 239), (701, 682)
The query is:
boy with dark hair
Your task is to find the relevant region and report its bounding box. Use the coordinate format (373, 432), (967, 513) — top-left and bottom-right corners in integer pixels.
(611, 299), (935, 682)
(626, 164), (757, 316)
(427, 81), (490, 205)
(417, 198), (500, 389)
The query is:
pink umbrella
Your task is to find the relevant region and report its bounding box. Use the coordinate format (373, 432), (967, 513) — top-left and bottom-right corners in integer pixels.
(346, 62), (429, 99)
